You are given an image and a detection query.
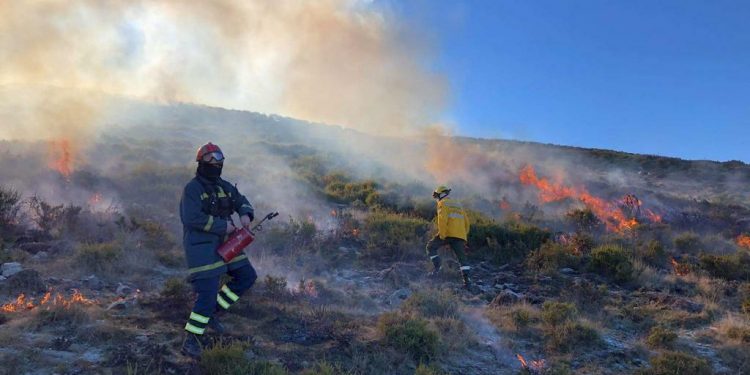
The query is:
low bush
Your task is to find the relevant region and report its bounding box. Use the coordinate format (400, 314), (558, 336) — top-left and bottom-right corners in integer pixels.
(200, 341), (288, 375)
(415, 363), (446, 375)
(376, 312), (439, 363)
(541, 301), (577, 327)
(566, 208), (602, 233)
(467, 213), (551, 263)
(0, 185), (21, 235)
(640, 351), (711, 375)
(76, 241), (122, 274)
(637, 239), (667, 267)
(361, 212), (430, 261)
(674, 232), (703, 254)
(699, 251), (750, 281)
(544, 320), (600, 353)
(526, 242), (582, 274)
(742, 298), (750, 317)
(589, 244), (634, 283)
(400, 290), (459, 319)
(646, 326), (677, 349)
(160, 277), (192, 309)
(263, 275), (289, 299)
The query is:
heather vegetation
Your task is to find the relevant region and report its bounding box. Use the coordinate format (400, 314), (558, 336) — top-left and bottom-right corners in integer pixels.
(0, 105), (749, 374)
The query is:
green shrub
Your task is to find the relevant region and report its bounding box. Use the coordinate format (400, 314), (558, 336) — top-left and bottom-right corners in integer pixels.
(467, 213), (551, 263)
(76, 241), (122, 274)
(699, 251), (750, 281)
(544, 320), (600, 353)
(415, 363), (446, 375)
(137, 220), (177, 250)
(511, 309), (532, 329)
(638, 239), (667, 266)
(362, 212), (430, 260)
(742, 298), (750, 317)
(726, 326), (750, 343)
(160, 277), (192, 309)
(541, 301), (577, 327)
(566, 208), (602, 233)
(643, 351), (711, 375)
(201, 341), (288, 375)
(674, 232), (703, 254)
(646, 326), (677, 349)
(526, 242), (582, 274)
(589, 244), (634, 283)
(400, 290), (459, 319)
(377, 312), (439, 363)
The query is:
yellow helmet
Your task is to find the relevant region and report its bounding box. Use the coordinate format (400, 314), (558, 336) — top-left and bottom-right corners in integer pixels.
(432, 185), (451, 199)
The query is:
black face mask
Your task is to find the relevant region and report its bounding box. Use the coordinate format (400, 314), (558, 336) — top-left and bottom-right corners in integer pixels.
(197, 162), (223, 179)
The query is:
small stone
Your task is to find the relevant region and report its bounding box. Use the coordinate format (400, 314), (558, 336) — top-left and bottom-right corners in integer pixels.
(82, 275), (105, 290)
(81, 349), (103, 363)
(387, 288), (411, 306)
(560, 268), (575, 274)
(32, 251), (49, 261)
(0, 276), (6, 282)
(116, 283), (134, 296)
(490, 290), (523, 306)
(1, 262), (23, 277)
(106, 300), (130, 311)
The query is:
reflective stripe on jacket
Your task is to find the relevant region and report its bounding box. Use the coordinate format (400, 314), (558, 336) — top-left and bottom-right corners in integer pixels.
(180, 175), (254, 280)
(437, 197), (470, 241)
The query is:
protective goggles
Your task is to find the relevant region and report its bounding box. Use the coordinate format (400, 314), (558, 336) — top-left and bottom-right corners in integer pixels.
(201, 151), (225, 163)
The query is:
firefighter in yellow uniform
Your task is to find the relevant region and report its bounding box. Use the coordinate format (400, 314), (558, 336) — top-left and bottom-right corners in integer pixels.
(426, 185), (472, 288)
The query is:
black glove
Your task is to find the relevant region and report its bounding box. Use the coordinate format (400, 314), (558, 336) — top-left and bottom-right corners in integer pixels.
(247, 211), (255, 222)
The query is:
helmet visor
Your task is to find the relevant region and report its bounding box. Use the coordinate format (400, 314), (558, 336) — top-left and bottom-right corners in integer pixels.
(201, 151), (225, 163)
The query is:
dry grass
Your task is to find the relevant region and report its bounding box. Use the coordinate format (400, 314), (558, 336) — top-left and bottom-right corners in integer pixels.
(713, 313), (750, 344)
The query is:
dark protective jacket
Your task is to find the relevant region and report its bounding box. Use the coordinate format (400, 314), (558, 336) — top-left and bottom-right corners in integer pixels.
(180, 174), (254, 280)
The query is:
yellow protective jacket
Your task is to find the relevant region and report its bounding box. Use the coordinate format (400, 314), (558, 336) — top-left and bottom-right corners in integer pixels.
(437, 198), (470, 241)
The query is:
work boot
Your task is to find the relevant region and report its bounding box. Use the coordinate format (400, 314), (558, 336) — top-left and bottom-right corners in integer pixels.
(460, 267), (472, 289)
(181, 333), (203, 358)
(208, 315), (226, 335)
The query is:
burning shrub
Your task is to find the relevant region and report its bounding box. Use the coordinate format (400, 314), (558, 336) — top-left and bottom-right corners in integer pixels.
(400, 289), (459, 319)
(673, 232), (703, 254)
(646, 326), (677, 349)
(75, 241), (122, 274)
(376, 311), (440, 363)
(699, 251), (750, 281)
(525, 242), (582, 274)
(361, 211), (429, 261)
(589, 244), (634, 283)
(639, 351), (711, 375)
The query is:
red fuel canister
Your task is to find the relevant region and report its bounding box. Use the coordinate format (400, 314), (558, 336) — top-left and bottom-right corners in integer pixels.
(216, 227), (255, 262)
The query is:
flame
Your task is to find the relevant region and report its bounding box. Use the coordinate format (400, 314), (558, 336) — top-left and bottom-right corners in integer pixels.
(499, 197), (511, 210)
(644, 209), (662, 223)
(88, 193), (103, 206)
(736, 234), (750, 249)
(351, 228), (360, 237)
(519, 165), (638, 233)
(330, 210), (337, 217)
(516, 354), (528, 369)
(1, 290), (95, 313)
(670, 258), (689, 276)
(48, 139), (75, 178)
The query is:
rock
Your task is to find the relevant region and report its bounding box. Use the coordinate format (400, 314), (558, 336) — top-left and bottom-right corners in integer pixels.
(560, 268), (575, 274)
(81, 349), (104, 363)
(673, 299), (703, 313)
(116, 283), (134, 296)
(106, 300), (131, 311)
(490, 290), (523, 307)
(0, 276), (6, 282)
(82, 275), (105, 290)
(1, 262), (23, 277)
(2, 269), (46, 294)
(31, 251), (49, 261)
(17, 242), (51, 254)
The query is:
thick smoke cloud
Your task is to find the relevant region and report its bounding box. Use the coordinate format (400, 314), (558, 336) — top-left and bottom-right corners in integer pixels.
(0, 0), (446, 140)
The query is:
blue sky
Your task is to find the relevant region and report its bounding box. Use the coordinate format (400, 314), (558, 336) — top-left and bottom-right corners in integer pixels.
(390, 1), (750, 162)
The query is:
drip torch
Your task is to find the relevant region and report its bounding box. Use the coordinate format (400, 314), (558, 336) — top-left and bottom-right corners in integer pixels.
(216, 212), (279, 262)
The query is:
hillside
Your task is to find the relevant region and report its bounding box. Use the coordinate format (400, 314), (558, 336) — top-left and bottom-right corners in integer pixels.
(0, 101), (748, 375)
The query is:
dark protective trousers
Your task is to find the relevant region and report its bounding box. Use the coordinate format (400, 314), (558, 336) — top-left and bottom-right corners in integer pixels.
(184, 262), (257, 335)
(426, 235), (468, 268)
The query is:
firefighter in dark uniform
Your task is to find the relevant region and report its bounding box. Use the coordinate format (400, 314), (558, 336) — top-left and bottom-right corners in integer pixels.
(180, 142), (257, 357)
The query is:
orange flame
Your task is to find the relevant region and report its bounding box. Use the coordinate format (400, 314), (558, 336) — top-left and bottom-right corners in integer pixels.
(519, 165), (638, 233)
(88, 193), (103, 206)
(499, 197), (511, 210)
(48, 139), (76, 178)
(330, 210), (337, 217)
(670, 258), (689, 276)
(645, 209), (662, 223)
(1, 290), (95, 313)
(516, 354), (528, 369)
(736, 234), (750, 249)
(351, 228), (360, 237)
